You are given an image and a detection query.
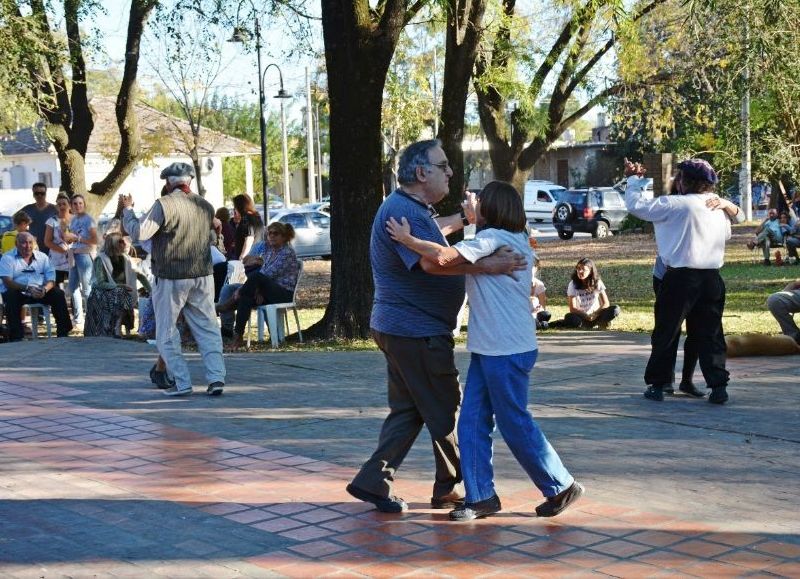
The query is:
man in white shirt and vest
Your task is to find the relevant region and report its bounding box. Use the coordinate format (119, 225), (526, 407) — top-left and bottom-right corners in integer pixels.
(625, 159), (731, 404)
(121, 162), (226, 397)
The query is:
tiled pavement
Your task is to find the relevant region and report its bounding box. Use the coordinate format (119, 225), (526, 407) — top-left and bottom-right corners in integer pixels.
(1, 334), (799, 577)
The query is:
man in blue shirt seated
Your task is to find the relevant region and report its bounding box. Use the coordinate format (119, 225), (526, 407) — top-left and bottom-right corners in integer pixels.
(0, 232), (72, 341)
(747, 208), (785, 265)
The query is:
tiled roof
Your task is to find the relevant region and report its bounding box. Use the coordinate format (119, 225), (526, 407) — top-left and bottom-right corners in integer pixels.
(0, 96), (260, 158)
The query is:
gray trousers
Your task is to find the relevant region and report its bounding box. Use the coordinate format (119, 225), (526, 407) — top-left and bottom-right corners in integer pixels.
(767, 289), (800, 341)
(153, 275), (226, 389)
(351, 330), (463, 500)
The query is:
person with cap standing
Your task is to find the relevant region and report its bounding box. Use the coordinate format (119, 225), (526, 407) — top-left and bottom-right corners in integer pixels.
(121, 162), (226, 397)
(625, 158), (732, 405)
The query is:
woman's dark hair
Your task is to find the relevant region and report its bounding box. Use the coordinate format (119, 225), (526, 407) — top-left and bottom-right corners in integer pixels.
(267, 222), (295, 242)
(232, 194), (257, 216)
(678, 173), (715, 194)
(571, 257), (600, 291)
(478, 181), (527, 233)
(216, 207), (231, 222)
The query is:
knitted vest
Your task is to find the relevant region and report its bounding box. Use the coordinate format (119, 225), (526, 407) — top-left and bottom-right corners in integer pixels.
(150, 191), (214, 279)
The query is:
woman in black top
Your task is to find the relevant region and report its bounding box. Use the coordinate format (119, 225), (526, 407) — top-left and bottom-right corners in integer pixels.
(231, 194), (264, 260)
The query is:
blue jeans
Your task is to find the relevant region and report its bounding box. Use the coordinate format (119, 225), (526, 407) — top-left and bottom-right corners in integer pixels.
(459, 350), (574, 503)
(68, 253), (93, 321)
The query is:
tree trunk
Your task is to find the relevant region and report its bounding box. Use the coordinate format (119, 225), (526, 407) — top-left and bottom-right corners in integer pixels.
(438, 0), (488, 216)
(309, 0), (407, 339)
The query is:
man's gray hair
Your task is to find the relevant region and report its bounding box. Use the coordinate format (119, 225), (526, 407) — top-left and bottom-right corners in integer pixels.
(397, 139), (441, 185)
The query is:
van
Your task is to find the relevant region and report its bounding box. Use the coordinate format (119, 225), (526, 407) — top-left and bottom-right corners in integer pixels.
(523, 181), (567, 222)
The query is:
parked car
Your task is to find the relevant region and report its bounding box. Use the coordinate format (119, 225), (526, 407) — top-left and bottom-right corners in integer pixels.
(272, 209), (331, 259)
(0, 214), (12, 236)
(304, 201), (330, 215)
(614, 177), (654, 200)
(552, 187), (628, 239)
(523, 180), (567, 222)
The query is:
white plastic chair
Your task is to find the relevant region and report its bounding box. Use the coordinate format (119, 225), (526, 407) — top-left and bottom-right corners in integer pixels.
(246, 262), (304, 348)
(22, 303), (52, 339)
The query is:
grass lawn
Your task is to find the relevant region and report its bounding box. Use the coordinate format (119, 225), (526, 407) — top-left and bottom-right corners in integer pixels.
(252, 222), (798, 350)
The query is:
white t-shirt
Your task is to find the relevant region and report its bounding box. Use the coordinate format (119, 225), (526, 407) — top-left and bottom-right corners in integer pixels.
(45, 216), (70, 271)
(455, 228), (537, 356)
(531, 277), (546, 312)
(567, 279), (606, 316)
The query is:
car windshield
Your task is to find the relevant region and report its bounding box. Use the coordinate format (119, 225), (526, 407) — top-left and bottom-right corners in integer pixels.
(561, 191), (589, 205)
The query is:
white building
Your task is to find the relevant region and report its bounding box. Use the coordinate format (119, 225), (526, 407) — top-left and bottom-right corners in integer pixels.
(0, 97), (259, 215)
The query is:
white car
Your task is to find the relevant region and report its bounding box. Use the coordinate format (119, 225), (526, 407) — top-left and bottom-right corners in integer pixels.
(523, 181), (567, 222)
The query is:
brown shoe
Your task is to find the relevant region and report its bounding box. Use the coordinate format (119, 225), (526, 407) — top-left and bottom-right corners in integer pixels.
(536, 482), (584, 517)
(431, 491), (465, 509)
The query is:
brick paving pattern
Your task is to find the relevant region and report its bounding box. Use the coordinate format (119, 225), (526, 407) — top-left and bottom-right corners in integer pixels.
(1, 333), (798, 577)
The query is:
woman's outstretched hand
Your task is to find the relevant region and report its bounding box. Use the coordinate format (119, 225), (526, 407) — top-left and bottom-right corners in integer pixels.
(386, 216), (412, 244)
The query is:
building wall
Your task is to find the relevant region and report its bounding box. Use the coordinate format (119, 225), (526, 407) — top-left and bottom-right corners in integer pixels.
(533, 145), (611, 188)
(0, 153), (225, 216)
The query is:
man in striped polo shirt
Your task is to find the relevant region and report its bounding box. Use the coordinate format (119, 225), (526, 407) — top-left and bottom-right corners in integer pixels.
(122, 162), (226, 397)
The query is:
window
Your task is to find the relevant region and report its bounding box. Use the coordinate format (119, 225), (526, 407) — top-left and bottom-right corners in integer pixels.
(537, 191), (551, 202)
(279, 213), (308, 229)
(603, 191), (624, 207)
(310, 212), (330, 228)
(38, 172), (53, 187)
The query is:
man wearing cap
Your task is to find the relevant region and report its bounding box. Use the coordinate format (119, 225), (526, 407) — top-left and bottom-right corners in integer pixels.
(121, 162), (226, 397)
(625, 158), (732, 404)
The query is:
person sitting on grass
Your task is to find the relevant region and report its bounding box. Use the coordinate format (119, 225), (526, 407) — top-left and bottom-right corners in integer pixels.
(552, 258), (620, 329)
(531, 257), (551, 330)
(386, 180), (583, 522)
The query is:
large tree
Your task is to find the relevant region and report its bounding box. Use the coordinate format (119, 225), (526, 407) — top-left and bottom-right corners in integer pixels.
(475, 0), (668, 192)
(314, 0), (428, 339)
(437, 0), (489, 213)
(0, 0), (159, 215)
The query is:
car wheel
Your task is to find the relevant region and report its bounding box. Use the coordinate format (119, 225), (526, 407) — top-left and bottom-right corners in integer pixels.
(554, 202), (572, 223)
(593, 221), (609, 238)
(557, 230), (574, 240)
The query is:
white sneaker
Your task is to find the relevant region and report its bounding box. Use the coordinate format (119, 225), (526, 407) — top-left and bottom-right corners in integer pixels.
(163, 386), (193, 397)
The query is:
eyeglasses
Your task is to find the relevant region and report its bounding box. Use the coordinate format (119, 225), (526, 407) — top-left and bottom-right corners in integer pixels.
(33, 191), (46, 196)
(426, 161), (450, 172)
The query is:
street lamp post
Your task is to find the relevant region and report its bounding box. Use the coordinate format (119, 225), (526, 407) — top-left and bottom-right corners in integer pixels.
(229, 13), (291, 224)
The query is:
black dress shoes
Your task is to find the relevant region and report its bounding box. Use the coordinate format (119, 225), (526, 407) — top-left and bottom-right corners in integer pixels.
(536, 482), (585, 518)
(678, 381), (705, 398)
(449, 494), (501, 521)
(346, 483), (408, 513)
(644, 385), (665, 401)
(708, 386), (729, 404)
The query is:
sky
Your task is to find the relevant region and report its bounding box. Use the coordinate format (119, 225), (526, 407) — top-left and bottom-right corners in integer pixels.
(90, 1), (324, 123)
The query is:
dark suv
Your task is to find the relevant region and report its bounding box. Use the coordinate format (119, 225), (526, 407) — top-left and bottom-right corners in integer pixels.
(552, 188), (628, 239)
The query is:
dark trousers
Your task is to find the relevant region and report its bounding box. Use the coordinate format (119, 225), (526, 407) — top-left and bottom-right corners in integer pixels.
(653, 276), (699, 384)
(563, 305), (620, 328)
(646, 268), (728, 388)
(212, 261), (228, 302)
(351, 330), (462, 500)
(2, 288), (73, 341)
(233, 272), (294, 336)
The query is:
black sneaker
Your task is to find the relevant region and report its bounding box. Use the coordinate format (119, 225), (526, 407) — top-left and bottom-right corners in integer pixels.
(150, 365), (176, 389)
(679, 381), (705, 398)
(207, 382), (224, 396)
(644, 385), (665, 401)
(346, 483), (407, 513)
(431, 492), (465, 509)
(708, 386), (729, 404)
(449, 494), (501, 521)
(663, 384), (675, 395)
(536, 482), (584, 518)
